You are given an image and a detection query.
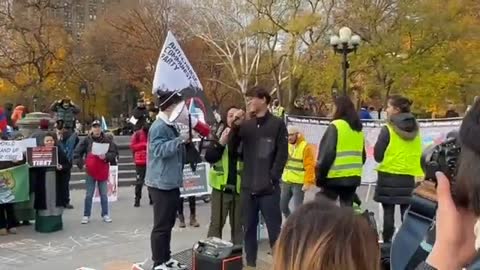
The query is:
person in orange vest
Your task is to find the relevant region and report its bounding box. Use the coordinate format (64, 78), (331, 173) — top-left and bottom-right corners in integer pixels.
(280, 126), (315, 218)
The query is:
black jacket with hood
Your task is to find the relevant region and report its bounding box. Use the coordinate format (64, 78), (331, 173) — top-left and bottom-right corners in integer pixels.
(373, 113), (419, 204)
(316, 122), (367, 188)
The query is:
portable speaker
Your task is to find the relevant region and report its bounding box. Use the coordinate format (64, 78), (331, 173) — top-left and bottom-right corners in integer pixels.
(192, 238), (243, 270)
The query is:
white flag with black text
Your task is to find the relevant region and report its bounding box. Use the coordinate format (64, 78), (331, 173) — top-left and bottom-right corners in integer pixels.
(152, 31), (203, 93)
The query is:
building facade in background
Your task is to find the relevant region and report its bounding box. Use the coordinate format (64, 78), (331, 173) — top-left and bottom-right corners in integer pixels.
(9, 0), (128, 40)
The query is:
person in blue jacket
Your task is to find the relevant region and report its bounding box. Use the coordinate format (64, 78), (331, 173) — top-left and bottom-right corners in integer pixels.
(145, 90), (188, 270)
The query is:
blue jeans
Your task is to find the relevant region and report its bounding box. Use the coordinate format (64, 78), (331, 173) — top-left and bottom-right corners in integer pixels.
(83, 176), (109, 217)
(280, 182), (304, 218)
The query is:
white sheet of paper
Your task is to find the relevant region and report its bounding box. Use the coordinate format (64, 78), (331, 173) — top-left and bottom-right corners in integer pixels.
(129, 116), (138, 125)
(91, 142), (109, 155)
(19, 138), (37, 152)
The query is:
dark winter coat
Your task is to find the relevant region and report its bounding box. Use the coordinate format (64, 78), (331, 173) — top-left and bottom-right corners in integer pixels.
(373, 113), (419, 204)
(132, 106), (148, 131)
(73, 132), (117, 168)
(315, 123), (366, 189)
(238, 112), (288, 195)
(445, 109), (459, 118)
(33, 147), (69, 209)
(359, 108), (372, 120)
(50, 102), (80, 129)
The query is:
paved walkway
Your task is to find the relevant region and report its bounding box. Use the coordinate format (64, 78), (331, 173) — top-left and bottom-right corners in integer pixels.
(0, 186), (272, 270)
(0, 185), (399, 270)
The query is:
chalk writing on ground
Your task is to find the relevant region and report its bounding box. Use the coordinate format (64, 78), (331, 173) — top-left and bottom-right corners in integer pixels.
(0, 254), (27, 265)
(113, 229), (150, 240)
(0, 229), (150, 266)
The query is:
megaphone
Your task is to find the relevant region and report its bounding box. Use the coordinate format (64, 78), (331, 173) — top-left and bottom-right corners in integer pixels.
(169, 101), (210, 137)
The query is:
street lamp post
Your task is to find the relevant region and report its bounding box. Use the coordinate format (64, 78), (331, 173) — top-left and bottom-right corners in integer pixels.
(32, 94), (38, 112)
(79, 83), (88, 133)
(330, 27), (361, 96)
(91, 88), (96, 120)
(331, 80), (339, 101)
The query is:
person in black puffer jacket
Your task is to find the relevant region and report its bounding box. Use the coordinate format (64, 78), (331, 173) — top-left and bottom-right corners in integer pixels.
(374, 95), (424, 243)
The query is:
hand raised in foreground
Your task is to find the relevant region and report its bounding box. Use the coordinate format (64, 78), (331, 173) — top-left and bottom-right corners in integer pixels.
(426, 172), (477, 270)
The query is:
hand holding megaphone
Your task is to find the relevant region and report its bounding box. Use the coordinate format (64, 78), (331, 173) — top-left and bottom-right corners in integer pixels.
(168, 101), (210, 137)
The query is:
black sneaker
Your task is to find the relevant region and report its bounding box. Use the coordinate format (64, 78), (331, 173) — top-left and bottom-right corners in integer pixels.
(65, 204), (74, 209)
(134, 200), (140, 207)
(152, 258), (187, 270)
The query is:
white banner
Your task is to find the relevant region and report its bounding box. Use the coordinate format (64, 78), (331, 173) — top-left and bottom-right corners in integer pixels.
(93, 166), (118, 202)
(152, 31), (203, 93)
(0, 140), (23, 161)
(286, 115), (462, 184)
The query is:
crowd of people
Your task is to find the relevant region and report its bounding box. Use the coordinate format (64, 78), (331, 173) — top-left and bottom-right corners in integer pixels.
(143, 86), (480, 270)
(0, 97), (121, 235)
(2, 89), (480, 270)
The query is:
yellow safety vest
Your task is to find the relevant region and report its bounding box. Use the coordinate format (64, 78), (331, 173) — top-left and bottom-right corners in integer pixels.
(208, 146), (242, 193)
(272, 106), (285, 118)
(377, 124), (424, 177)
(327, 119), (364, 178)
(282, 140), (308, 184)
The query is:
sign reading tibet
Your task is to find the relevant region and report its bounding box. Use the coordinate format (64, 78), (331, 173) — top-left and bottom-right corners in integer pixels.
(26, 146), (58, 167)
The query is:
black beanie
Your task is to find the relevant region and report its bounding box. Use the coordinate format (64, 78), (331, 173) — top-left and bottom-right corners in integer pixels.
(156, 90), (183, 111)
(459, 99), (480, 155)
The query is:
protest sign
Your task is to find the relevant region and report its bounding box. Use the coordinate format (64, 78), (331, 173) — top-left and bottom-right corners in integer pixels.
(286, 115), (462, 184)
(181, 162), (210, 197)
(0, 140), (23, 161)
(93, 166), (118, 202)
(18, 138), (37, 152)
(26, 146), (58, 167)
(152, 31), (203, 93)
(0, 164), (29, 203)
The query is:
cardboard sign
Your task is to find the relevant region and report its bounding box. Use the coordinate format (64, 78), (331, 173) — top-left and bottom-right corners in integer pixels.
(0, 140), (23, 161)
(180, 162), (211, 197)
(26, 146), (58, 167)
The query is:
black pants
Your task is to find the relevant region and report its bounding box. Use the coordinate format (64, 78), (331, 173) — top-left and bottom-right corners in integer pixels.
(149, 187), (180, 266)
(177, 196), (196, 216)
(242, 187), (282, 267)
(0, 203), (16, 229)
(135, 166), (147, 200)
(382, 203), (409, 243)
(321, 186), (357, 207)
(57, 168), (71, 205)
